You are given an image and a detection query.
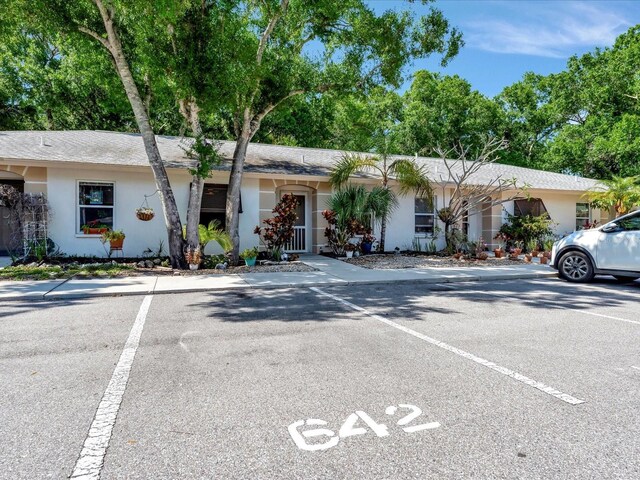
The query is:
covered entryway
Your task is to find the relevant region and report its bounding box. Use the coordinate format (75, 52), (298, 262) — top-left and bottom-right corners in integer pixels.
(0, 173), (25, 256)
(285, 193), (311, 253)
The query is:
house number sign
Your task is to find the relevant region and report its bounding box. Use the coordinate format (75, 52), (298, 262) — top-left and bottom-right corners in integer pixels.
(287, 404), (440, 451)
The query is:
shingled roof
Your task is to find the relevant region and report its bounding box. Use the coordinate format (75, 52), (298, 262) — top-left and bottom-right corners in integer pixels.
(0, 130), (600, 191)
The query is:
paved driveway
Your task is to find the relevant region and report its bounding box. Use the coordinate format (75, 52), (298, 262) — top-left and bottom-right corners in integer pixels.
(1, 278), (639, 479)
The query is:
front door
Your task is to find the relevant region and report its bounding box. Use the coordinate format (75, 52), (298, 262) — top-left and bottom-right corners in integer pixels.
(285, 194), (310, 253)
(0, 179), (24, 255)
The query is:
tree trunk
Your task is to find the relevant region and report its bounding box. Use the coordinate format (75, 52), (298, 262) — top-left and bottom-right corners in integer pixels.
(226, 131), (250, 265)
(379, 215), (387, 252)
(444, 221), (453, 252)
(180, 99), (205, 254)
(91, 2), (186, 268)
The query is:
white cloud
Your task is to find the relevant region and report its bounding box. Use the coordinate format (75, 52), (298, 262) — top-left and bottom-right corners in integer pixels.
(464, 1), (631, 58)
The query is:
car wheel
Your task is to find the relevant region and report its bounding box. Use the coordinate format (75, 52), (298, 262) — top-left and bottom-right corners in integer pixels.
(558, 251), (595, 283)
(613, 275), (640, 283)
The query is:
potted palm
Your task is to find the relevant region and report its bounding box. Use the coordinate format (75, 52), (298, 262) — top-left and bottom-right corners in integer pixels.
(240, 247), (259, 266)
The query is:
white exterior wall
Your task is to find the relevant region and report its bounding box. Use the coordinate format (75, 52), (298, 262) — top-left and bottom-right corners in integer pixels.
(46, 166), (259, 257)
(502, 191), (592, 238)
(382, 188), (451, 252)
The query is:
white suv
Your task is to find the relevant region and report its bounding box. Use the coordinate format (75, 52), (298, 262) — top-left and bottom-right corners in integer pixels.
(551, 209), (640, 283)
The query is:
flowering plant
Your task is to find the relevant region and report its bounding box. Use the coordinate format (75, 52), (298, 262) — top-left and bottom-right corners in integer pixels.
(254, 193), (299, 259)
(361, 228), (376, 244)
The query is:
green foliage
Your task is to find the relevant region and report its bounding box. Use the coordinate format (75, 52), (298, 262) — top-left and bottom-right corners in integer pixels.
(239, 247), (259, 260)
(182, 220), (232, 252)
(0, 263), (133, 280)
(326, 184), (394, 231)
(203, 254), (227, 269)
(586, 175), (640, 217)
(498, 213), (555, 249)
(398, 71), (502, 156)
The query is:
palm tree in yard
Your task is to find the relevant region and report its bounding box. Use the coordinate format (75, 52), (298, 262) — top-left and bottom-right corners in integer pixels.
(329, 152), (433, 251)
(587, 175), (640, 217)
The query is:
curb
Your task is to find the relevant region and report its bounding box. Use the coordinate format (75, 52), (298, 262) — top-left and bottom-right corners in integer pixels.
(0, 270), (557, 301)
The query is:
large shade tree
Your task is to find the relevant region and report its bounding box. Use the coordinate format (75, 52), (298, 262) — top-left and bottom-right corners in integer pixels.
(215, 0), (463, 262)
(7, 0), (462, 265)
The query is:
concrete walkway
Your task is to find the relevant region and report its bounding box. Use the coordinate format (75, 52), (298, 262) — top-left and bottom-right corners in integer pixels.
(0, 254), (556, 300)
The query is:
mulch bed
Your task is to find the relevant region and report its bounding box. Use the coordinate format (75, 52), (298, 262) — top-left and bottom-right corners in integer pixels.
(342, 253), (523, 269)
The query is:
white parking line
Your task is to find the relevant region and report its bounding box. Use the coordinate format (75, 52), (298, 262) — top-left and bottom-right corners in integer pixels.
(70, 295), (153, 479)
(439, 286), (640, 327)
(566, 309), (640, 326)
(311, 287), (585, 406)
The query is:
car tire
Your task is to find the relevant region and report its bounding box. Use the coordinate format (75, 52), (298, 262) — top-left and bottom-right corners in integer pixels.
(558, 251), (595, 283)
(613, 275), (640, 283)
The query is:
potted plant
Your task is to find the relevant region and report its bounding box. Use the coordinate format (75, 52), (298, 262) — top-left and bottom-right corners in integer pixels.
(82, 223), (109, 235)
(101, 229), (126, 249)
(344, 242), (357, 258)
(360, 229), (376, 255)
(542, 238), (554, 258)
(240, 246), (259, 266)
(136, 207), (155, 221)
(185, 245), (202, 270)
(526, 239), (539, 257)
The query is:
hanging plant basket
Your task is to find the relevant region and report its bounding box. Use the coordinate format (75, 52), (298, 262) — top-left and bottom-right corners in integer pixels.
(136, 208), (155, 221)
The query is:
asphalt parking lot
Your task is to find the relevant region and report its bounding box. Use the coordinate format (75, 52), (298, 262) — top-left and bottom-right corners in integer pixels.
(1, 278), (639, 479)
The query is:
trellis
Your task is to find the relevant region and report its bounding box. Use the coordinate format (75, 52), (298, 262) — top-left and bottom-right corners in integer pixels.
(0, 185), (50, 257)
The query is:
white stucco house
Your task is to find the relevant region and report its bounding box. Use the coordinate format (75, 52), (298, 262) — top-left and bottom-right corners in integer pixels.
(0, 130), (605, 257)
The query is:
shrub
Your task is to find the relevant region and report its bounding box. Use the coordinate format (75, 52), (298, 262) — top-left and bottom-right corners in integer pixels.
(497, 213), (555, 250)
(254, 193), (299, 259)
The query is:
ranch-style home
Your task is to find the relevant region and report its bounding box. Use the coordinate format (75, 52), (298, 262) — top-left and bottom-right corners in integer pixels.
(0, 130), (605, 258)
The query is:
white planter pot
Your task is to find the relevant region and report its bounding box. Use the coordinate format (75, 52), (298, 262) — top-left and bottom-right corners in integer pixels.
(346, 251), (354, 258)
(189, 264), (199, 270)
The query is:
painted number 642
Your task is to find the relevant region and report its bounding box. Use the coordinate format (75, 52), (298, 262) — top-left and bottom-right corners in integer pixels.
(288, 404), (440, 452)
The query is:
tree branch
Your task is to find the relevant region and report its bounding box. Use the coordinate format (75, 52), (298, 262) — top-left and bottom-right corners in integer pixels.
(77, 25), (112, 52)
(256, 0), (289, 66)
(252, 88), (305, 131)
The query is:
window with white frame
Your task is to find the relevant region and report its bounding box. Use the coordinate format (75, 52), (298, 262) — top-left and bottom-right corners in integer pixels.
(415, 196), (436, 235)
(78, 181), (114, 233)
(575, 202), (590, 230)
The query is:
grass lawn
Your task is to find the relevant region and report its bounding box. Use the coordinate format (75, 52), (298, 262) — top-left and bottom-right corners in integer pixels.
(0, 263), (135, 281)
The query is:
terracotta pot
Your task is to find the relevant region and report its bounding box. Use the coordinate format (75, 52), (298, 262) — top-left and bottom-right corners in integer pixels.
(109, 238), (124, 249)
(539, 255), (549, 265)
(512, 248), (522, 255)
(531, 250), (540, 258)
(509, 253), (520, 260)
(493, 249), (504, 258)
(543, 251), (552, 259)
(524, 254), (532, 263)
(86, 227), (108, 235)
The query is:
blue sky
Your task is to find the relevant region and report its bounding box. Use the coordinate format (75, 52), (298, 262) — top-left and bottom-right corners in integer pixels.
(368, 0), (640, 98)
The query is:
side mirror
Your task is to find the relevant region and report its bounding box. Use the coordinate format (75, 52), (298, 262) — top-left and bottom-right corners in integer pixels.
(601, 223), (619, 233)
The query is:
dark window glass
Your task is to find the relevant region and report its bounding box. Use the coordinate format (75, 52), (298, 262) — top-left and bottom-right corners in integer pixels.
(514, 198), (547, 217)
